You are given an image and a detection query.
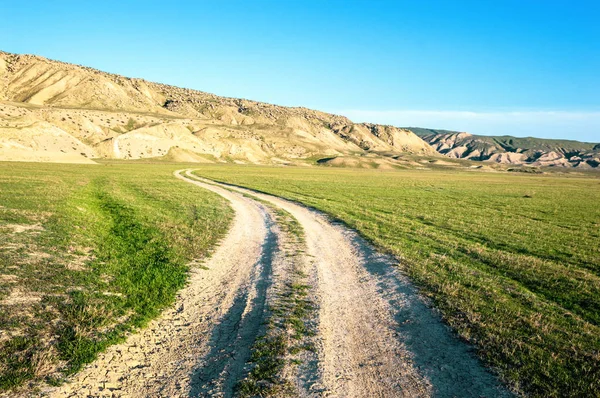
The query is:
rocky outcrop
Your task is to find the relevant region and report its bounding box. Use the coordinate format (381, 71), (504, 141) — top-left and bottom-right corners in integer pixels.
(410, 128), (600, 169)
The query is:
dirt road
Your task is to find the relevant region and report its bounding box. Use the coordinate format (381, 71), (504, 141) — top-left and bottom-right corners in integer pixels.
(45, 170), (510, 397)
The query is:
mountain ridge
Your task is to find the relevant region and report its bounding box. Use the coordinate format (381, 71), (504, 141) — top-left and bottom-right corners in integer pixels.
(1, 50), (597, 169)
(407, 127), (600, 169)
(0, 51), (435, 165)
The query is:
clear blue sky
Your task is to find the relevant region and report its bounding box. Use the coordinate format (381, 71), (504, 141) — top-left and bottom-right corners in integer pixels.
(1, 1), (599, 141)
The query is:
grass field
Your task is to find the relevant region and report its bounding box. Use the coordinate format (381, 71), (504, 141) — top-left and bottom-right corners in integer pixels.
(194, 165), (600, 398)
(2, 161), (599, 397)
(0, 162), (232, 391)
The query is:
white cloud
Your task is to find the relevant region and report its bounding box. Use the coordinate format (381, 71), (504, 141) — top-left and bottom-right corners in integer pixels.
(332, 110), (600, 142)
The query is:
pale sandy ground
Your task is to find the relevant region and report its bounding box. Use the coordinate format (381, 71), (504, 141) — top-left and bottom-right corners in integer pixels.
(31, 170), (511, 398)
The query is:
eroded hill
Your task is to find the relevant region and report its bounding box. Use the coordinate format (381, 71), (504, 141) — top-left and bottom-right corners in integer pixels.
(409, 127), (600, 169)
(0, 51), (435, 164)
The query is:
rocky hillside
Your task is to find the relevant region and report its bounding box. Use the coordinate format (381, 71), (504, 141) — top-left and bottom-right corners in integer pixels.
(0, 51), (435, 164)
(408, 128), (600, 169)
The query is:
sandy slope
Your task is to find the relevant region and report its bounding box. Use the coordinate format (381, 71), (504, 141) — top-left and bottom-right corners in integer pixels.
(0, 51), (437, 165)
(41, 170), (510, 398)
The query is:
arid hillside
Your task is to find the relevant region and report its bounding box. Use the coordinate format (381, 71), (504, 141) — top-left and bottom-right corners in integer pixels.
(0, 51), (435, 164)
(409, 127), (600, 169)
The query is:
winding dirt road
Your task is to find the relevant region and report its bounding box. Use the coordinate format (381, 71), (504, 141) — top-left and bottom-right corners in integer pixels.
(45, 170), (510, 398)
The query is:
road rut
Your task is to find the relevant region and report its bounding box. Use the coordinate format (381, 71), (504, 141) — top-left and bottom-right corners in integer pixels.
(44, 170), (510, 398)
(191, 171), (511, 398)
(47, 173), (276, 397)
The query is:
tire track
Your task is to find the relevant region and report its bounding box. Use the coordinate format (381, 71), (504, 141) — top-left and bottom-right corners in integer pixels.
(188, 214), (277, 397)
(44, 169), (511, 398)
(193, 171), (512, 398)
(45, 171), (278, 397)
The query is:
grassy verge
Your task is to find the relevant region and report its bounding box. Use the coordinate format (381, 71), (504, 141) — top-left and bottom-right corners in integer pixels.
(237, 207), (315, 397)
(0, 162), (232, 392)
(193, 165), (600, 398)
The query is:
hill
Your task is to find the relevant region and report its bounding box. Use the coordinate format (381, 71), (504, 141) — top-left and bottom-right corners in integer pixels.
(0, 51), (435, 164)
(407, 128), (600, 169)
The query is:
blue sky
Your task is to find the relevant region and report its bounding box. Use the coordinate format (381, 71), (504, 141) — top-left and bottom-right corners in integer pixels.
(1, 1), (599, 141)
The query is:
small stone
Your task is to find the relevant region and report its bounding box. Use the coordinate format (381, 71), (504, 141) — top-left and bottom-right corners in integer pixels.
(104, 381), (120, 390)
(126, 360), (142, 369)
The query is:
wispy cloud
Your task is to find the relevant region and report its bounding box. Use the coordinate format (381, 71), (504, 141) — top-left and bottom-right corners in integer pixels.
(332, 110), (600, 142)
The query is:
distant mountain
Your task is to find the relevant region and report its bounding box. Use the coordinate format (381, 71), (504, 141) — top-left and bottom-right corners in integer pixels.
(0, 51), (435, 164)
(2, 50), (596, 169)
(406, 128), (600, 169)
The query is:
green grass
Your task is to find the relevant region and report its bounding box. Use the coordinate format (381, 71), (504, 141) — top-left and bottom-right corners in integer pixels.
(0, 162), (232, 391)
(193, 165), (600, 398)
(237, 206), (315, 397)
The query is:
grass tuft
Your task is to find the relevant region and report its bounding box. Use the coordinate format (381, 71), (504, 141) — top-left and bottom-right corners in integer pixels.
(237, 206), (315, 397)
